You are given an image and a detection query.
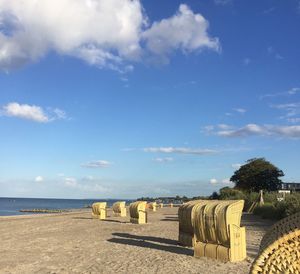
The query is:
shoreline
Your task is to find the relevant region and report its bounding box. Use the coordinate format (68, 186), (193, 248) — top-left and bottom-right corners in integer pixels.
(0, 208), (90, 220)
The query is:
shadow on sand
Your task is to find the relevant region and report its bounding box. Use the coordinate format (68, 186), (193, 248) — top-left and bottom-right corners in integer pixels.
(107, 235), (192, 256)
(247, 246), (259, 259)
(72, 217), (128, 223)
(160, 217), (178, 222)
(112, 233), (179, 245)
(101, 219), (129, 224)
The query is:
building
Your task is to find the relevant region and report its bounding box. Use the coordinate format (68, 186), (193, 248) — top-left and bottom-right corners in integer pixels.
(281, 182), (300, 192)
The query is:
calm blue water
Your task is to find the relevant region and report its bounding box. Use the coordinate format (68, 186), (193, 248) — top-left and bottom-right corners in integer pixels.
(0, 197), (133, 216)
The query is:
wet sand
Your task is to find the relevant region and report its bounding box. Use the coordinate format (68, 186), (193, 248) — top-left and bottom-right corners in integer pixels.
(0, 207), (274, 274)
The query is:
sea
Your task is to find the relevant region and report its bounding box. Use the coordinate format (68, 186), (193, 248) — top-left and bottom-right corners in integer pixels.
(0, 197), (134, 216)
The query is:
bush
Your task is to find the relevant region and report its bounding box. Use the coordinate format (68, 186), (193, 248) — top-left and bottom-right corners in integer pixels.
(253, 203), (281, 220)
(253, 193), (300, 220)
(219, 187), (246, 200)
(263, 192), (278, 203)
(278, 194), (300, 217)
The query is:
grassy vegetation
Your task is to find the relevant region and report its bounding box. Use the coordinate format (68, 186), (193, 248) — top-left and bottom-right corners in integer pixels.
(253, 194), (300, 220)
(212, 187), (300, 220)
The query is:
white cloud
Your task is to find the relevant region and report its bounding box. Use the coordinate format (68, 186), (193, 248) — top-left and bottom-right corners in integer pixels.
(81, 160), (112, 168)
(153, 157), (174, 163)
(142, 4), (220, 63)
(214, 0), (232, 5)
(217, 124), (268, 137)
(202, 125), (215, 133)
(217, 124), (232, 130)
(271, 102), (300, 119)
(64, 177), (77, 187)
(1, 102), (67, 122)
(2, 102), (49, 122)
(0, 1), (219, 71)
(288, 88), (300, 95)
(0, 0), (143, 71)
(287, 117), (300, 123)
(202, 124), (232, 134)
(52, 108), (67, 120)
(221, 178), (232, 184)
(210, 178), (218, 184)
(270, 125), (300, 138)
(210, 177), (232, 185)
(35, 176), (44, 183)
(211, 123), (300, 138)
(231, 163), (241, 169)
(233, 108), (247, 114)
(144, 147), (218, 155)
(260, 87), (300, 100)
(221, 108), (246, 117)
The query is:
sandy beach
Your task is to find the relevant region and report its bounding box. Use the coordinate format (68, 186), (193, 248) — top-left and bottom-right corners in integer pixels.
(0, 207), (274, 274)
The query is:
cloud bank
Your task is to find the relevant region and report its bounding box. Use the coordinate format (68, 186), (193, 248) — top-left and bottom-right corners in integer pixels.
(64, 176), (111, 193)
(81, 160), (112, 168)
(208, 123), (300, 138)
(153, 157), (174, 163)
(260, 87), (300, 100)
(0, 1), (220, 72)
(144, 147), (218, 155)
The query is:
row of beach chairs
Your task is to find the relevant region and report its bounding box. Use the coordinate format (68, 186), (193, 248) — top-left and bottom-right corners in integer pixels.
(91, 200), (300, 272)
(91, 201), (171, 223)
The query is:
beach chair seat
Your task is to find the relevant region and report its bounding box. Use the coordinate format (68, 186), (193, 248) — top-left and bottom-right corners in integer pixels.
(178, 200), (206, 247)
(129, 201), (147, 224)
(148, 202), (157, 212)
(92, 202), (107, 220)
(112, 201), (126, 217)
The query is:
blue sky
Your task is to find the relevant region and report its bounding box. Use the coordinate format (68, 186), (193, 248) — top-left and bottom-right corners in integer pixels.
(0, 0), (300, 199)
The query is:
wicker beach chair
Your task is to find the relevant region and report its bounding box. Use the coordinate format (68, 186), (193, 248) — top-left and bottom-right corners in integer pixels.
(112, 201), (126, 217)
(148, 202), (157, 212)
(129, 201), (147, 224)
(193, 200), (246, 262)
(92, 202), (107, 220)
(251, 211), (300, 274)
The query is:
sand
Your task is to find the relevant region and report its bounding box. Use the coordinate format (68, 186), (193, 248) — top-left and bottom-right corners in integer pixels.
(0, 207), (274, 274)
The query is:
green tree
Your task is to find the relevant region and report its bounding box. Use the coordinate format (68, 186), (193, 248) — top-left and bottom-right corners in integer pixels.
(230, 158), (284, 192)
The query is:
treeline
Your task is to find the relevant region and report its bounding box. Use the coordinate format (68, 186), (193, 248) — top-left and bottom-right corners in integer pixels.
(137, 195), (208, 202)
